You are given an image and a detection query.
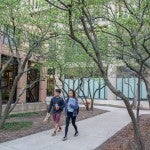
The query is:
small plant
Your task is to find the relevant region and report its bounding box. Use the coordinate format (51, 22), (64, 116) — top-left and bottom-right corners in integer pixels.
(2, 121), (33, 131)
(8, 112), (39, 118)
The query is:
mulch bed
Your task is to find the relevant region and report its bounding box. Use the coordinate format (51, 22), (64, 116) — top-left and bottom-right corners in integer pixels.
(96, 114), (150, 150)
(0, 107), (107, 143)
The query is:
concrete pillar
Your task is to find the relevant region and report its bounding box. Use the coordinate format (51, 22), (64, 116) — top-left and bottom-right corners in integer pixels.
(17, 61), (28, 104)
(39, 67), (47, 102)
(107, 64), (117, 100)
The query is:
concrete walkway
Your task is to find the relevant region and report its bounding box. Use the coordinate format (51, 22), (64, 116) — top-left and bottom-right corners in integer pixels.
(0, 106), (150, 150)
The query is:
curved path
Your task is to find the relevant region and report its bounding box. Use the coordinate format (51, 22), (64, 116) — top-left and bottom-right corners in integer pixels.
(0, 106), (149, 150)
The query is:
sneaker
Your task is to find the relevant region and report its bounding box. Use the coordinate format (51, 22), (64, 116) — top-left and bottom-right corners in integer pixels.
(74, 132), (79, 137)
(62, 136), (67, 141)
(51, 131), (56, 136)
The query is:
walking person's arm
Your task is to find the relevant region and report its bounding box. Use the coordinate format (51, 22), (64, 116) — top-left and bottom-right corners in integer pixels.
(59, 98), (65, 110)
(43, 98), (53, 123)
(48, 98), (53, 114)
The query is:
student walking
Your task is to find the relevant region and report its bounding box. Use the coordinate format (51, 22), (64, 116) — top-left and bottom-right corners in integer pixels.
(62, 89), (79, 141)
(47, 89), (64, 136)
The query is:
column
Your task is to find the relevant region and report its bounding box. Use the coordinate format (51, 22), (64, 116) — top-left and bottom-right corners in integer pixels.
(39, 67), (47, 102)
(17, 60), (28, 104)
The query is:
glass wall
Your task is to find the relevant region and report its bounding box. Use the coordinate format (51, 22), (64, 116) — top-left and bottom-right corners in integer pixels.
(63, 78), (108, 99)
(116, 77), (147, 100)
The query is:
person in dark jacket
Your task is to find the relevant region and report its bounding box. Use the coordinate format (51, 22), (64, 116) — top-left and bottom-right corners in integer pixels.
(62, 89), (79, 141)
(47, 89), (64, 136)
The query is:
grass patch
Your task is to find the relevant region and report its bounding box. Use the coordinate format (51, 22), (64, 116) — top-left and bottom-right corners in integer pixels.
(8, 112), (39, 118)
(3, 121), (33, 131)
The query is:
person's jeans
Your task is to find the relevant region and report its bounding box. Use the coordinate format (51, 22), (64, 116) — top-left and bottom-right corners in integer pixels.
(65, 111), (78, 137)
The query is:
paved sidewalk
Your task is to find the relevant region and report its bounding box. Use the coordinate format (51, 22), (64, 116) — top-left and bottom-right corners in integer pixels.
(0, 106), (149, 150)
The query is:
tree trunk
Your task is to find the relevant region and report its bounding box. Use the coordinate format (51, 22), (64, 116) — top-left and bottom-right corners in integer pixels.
(90, 98), (94, 111)
(0, 77), (2, 118)
(134, 120), (145, 150)
(0, 55), (2, 118)
(143, 78), (150, 108)
(104, 76), (144, 150)
(0, 75), (21, 129)
(147, 90), (150, 108)
(132, 86), (138, 109)
(135, 74), (145, 150)
(85, 99), (89, 111)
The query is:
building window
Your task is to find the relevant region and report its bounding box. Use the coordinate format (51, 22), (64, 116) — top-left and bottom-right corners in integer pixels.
(47, 77), (55, 96)
(2, 26), (20, 46)
(3, 32), (9, 45)
(26, 61), (40, 103)
(1, 55), (18, 104)
(28, 0), (39, 10)
(47, 68), (55, 96)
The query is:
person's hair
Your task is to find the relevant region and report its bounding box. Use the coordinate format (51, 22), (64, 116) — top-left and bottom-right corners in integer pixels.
(55, 89), (61, 94)
(69, 89), (76, 98)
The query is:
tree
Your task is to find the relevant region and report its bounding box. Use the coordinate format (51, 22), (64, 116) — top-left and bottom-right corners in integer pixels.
(45, 0), (150, 149)
(101, 0), (150, 108)
(0, 0), (56, 128)
(45, 36), (106, 110)
(55, 63), (106, 111)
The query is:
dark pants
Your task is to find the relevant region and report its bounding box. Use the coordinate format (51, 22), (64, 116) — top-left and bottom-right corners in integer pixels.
(65, 111), (78, 137)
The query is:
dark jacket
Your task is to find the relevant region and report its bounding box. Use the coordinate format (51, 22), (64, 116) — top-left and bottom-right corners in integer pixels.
(65, 97), (79, 117)
(48, 96), (64, 114)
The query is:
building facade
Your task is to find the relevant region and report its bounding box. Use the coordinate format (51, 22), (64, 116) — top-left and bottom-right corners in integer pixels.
(0, 34), (48, 113)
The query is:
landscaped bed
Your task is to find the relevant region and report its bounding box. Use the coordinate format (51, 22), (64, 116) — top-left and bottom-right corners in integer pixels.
(0, 107), (107, 143)
(96, 114), (150, 150)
